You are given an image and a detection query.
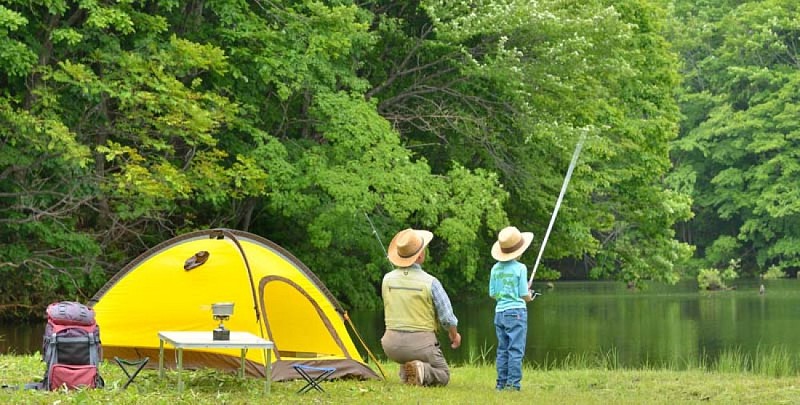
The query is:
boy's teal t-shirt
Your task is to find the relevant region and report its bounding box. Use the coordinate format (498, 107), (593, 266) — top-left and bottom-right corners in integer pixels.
(489, 260), (529, 312)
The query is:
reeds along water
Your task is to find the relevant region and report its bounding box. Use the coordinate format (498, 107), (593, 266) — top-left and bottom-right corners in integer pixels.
(459, 346), (799, 377)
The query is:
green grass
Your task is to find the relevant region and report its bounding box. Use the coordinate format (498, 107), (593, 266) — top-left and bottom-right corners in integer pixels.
(2, 353), (800, 404)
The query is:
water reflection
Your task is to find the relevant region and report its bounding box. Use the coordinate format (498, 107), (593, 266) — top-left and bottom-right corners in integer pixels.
(2, 280), (799, 369)
(0, 321), (44, 355)
(347, 279), (800, 368)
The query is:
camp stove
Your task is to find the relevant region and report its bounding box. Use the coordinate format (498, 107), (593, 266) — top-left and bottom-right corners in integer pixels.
(211, 302), (234, 340)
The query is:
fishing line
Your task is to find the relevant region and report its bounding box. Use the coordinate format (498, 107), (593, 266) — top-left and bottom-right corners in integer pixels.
(364, 212), (394, 271)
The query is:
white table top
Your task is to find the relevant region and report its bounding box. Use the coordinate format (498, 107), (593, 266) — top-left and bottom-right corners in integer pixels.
(158, 331), (274, 349)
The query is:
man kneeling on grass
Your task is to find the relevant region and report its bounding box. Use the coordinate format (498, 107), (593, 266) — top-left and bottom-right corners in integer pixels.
(381, 228), (462, 386)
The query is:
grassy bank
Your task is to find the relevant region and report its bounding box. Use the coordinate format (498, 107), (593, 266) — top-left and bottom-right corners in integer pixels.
(1, 353), (799, 404)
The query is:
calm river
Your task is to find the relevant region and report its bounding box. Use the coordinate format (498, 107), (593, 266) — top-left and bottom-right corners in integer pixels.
(348, 279), (800, 367)
(2, 279), (799, 368)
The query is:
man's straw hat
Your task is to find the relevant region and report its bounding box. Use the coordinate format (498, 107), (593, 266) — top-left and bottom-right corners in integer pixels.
(387, 228), (434, 267)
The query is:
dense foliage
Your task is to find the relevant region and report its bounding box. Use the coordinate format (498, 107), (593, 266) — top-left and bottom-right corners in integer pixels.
(0, 0), (695, 318)
(668, 0), (800, 278)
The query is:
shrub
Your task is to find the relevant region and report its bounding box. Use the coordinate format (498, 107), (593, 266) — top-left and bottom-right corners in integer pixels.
(762, 265), (786, 280)
(698, 259), (739, 291)
(698, 268), (725, 290)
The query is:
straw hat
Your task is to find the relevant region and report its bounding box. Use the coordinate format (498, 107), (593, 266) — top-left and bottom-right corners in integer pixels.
(491, 226), (534, 261)
(387, 228), (434, 267)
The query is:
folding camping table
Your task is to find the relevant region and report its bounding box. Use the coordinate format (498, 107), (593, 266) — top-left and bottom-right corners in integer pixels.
(157, 331), (274, 393)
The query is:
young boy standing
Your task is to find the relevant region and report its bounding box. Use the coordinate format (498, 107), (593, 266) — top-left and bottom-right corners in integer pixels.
(489, 226), (535, 391)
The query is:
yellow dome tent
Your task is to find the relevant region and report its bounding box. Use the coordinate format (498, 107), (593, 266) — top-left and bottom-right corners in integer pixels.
(89, 228), (380, 381)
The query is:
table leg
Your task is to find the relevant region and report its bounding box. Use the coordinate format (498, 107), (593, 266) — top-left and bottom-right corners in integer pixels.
(177, 348), (184, 393)
(240, 349), (246, 379)
(158, 339), (165, 379)
(265, 348), (271, 393)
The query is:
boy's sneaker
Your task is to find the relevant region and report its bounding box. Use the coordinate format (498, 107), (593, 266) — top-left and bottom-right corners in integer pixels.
(403, 360), (425, 386)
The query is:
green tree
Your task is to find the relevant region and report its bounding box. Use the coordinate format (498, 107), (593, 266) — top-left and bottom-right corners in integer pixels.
(0, 0), (277, 314)
(363, 0), (693, 287)
(0, 0), (509, 313)
(0, 0), (695, 317)
(0, 2), (100, 316)
(670, 0), (800, 276)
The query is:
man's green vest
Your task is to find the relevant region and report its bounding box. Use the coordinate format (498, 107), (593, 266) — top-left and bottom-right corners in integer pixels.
(382, 268), (437, 332)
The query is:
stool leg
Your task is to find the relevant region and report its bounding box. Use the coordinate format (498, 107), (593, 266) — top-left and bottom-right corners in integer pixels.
(313, 376), (326, 393)
(123, 359), (150, 389)
(321, 369), (336, 386)
(296, 368), (315, 393)
(293, 365), (335, 394)
(315, 369), (335, 393)
(115, 357), (150, 389)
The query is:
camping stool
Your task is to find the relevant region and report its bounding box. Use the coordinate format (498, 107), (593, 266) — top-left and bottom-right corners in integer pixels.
(292, 364), (336, 394)
(114, 356), (150, 389)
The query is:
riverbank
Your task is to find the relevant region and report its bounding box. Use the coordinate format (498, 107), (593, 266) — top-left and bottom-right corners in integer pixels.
(1, 354), (798, 404)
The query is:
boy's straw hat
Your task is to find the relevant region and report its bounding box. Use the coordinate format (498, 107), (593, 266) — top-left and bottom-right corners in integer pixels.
(491, 226), (533, 261)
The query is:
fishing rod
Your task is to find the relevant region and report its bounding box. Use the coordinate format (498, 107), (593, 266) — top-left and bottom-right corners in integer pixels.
(342, 311), (387, 380)
(528, 131), (587, 288)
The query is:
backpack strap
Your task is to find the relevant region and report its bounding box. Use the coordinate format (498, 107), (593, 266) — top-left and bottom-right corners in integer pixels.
(43, 333), (58, 389)
(44, 333), (59, 366)
(88, 334), (99, 365)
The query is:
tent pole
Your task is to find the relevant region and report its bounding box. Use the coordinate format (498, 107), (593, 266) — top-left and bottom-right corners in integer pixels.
(216, 229), (263, 332)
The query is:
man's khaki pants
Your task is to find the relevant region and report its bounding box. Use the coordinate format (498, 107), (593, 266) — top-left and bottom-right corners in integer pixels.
(381, 329), (450, 386)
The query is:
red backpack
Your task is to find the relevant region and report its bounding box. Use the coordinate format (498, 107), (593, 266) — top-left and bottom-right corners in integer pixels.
(40, 301), (104, 390)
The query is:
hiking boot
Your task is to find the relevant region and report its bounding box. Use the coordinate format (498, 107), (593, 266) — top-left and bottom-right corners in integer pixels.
(403, 361), (425, 386)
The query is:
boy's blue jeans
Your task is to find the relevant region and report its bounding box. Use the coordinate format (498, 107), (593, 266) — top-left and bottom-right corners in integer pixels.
(494, 308), (527, 390)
